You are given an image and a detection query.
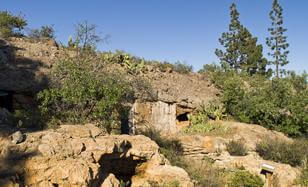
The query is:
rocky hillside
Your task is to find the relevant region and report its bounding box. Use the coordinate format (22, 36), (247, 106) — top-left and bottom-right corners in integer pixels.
(0, 37), (218, 109)
(0, 38), (306, 187)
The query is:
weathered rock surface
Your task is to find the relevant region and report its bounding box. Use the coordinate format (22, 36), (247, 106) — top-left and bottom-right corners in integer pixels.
(0, 124), (193, 187)
(177, 121), (300, 187)
(0, 37), (59, 94)
(10, 131), (24, 144)
(141, 71), (218, 108)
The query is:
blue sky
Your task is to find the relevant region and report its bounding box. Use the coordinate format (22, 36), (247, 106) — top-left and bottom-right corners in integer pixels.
(2, 0), (307, 72)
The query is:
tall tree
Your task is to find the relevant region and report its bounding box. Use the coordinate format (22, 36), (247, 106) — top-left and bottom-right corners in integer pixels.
(237, 27), (269, 75)
(266, 0), (289, 78)
(216, 3), (269, 75)
(215, 3), (242, 71)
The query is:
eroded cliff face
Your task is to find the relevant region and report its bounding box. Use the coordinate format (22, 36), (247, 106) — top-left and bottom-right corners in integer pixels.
(130, 101), (194, 134)
(0, 124), (193, 187)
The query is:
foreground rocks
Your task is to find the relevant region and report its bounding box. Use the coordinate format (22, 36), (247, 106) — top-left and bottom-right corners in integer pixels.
(0, 124), (193, 187)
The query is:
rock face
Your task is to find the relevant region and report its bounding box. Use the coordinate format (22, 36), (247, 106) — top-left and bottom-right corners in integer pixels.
(0, 124), (193, 187)
(129, 70), (219, 134)
(131, 101), (178, 134)
(140, 70), (218, 108)
(0, 37), (59, 94)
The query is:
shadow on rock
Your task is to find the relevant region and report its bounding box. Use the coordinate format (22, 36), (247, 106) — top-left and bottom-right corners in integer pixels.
(89, 141), (145, 187)
(0, 37), (53, 130)
(0, 144), (38, 186)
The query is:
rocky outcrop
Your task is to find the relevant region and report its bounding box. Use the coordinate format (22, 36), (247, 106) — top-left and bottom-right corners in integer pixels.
(177, 121), (300, 187)
(213, 153), (300, 187)
(139, 69), (218, 108)
(0, 124), (193, 187)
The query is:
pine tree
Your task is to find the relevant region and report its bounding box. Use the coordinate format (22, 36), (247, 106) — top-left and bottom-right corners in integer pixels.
(237, 27), (269, 75)
(215, 3), (242, 71)
(266, 0), (289, 78)
(216, 3), (269, 75)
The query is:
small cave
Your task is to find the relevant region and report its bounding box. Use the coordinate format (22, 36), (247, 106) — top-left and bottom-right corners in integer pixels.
(176, 112), (189, 122)
(0, 90), (14, 112)
(176, 105), (193, 129)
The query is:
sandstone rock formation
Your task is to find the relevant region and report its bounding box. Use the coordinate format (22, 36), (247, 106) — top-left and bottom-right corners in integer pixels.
(0, 124), (193, 187)
(177, 121), (300, 187)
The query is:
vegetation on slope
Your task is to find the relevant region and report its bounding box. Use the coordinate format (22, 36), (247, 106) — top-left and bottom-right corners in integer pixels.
(200, 64), (307, 137)
(37, 54), (134, 132)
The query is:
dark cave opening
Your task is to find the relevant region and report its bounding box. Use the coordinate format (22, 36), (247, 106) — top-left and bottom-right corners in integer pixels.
(0, 90), (13, 112)
(176, 112), (189, 122)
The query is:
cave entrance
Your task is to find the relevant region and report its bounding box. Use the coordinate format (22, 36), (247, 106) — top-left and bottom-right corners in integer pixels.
(0, 90), (13, 112)
(176, 112), (189, 122)
(176, 106), (193, 129)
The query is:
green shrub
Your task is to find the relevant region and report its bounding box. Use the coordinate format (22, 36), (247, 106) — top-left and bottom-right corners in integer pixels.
(29, 25), (55, 39)
(229, 170), (264, 187)
(154, 61), (175, 72)
(0, 11), (27, 37)
(172, 61), (193, 74)
(205, 65), (308, 137)
(184, 105), (229, 135)
(117, 52), (145, 75)
(139, 128), (183, 159)
(11, 109), (43, 129)
(205, 101), (227, 120)
(184, 160), (225, 187)
(184, 121), (229, 135)
(295, 161), (308, 186)
(226, 140), (248, 156)
(188, 105), (209, 127)
(37, 56), (134, 132)
(256, 138), (308, 167)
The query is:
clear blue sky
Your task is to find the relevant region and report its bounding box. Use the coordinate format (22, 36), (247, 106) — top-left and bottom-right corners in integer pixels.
(2, 0), (307, 72)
